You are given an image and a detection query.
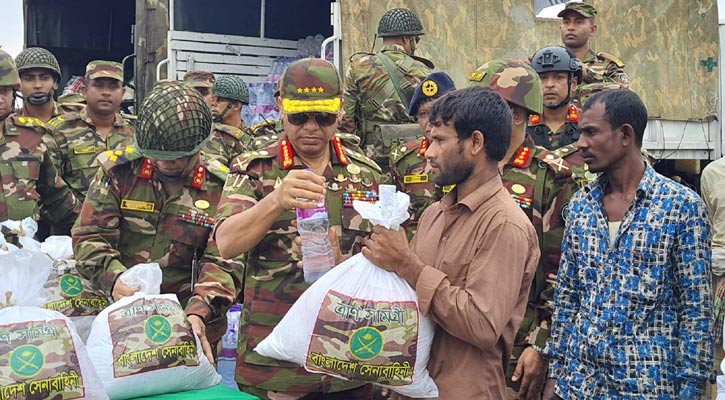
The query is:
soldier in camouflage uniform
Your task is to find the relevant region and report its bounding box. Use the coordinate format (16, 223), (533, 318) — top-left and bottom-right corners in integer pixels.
(214, 58), (381, 400)
(204, 75), (252, 167)
(468, 59), (579, 400)
(46, 61), (135, 203)
(72, 81), (244, 362)
(0, 49), (79, 234)
(558, 1), (630, 104)
(56, 92), (86, 113)
(390, 71), (456, 239)
(14, 47), (63, 123)
(340, 7), (433, 170)
(183, 70), (215, 107)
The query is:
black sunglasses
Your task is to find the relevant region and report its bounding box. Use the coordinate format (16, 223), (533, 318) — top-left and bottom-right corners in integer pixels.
(287, 112), (338, 127)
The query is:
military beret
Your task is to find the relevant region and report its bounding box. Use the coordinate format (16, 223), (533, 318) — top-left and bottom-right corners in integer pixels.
(408, 71), (456, 116)
(558, 1), (597, 18)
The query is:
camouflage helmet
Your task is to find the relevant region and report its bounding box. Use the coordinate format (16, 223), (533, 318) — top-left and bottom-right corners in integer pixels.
(467, 58), (543, 115)
(377, 8), (425, 37)
(135, 81), (213, 161)
(531, 46), (583, 83)
(0, 49), (21, 90)
(278, 57), (342, 114)
(14, 47), (61, 81)
(214, 75), (249, 104)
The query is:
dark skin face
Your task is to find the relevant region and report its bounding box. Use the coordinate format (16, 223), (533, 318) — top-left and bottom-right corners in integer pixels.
(577, 102), (625, 173)
(425, 119), (474, 186)
(82, 77), (125, 117)
(0, 87), (13, 119)
(560, 12), (597, 50)
(541, 71), (576, 108)
(19, 69), (55, 100)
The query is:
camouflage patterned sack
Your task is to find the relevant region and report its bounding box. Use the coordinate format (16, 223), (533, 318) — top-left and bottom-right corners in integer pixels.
(85, 264), (220, 399)
(0, 249), (108, 399)
(255, 253), (437, 398)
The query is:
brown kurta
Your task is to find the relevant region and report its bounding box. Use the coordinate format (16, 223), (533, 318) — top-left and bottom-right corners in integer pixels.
(396, 174), (539, 399)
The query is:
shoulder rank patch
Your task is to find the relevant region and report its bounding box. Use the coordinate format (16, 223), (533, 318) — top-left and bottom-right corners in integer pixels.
(279, 139), (295, 170)
(192, 165), (205, 189)
(529, 114), (542, 125)
(534, 150), (572, 178)
(346, 147), (382, 174)
(139, 158), (154, 179)
(512, 147), (532, 168)
(418, 137), (429, 157)
(13, 115), (46, 130)
(597, 51), (625, 68)
(121, 199), (155, 212)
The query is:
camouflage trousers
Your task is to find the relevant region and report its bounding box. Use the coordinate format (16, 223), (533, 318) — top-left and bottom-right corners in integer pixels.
(239, 383), (372, 400)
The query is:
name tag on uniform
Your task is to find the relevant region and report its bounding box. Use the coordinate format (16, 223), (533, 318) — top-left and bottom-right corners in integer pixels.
(403, 174), (429, 184)
(121, 199), (155, 212)
(73, 145), (97, 155)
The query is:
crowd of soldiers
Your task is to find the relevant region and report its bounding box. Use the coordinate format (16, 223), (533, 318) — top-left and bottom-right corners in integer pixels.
(0, 1), (714, 399)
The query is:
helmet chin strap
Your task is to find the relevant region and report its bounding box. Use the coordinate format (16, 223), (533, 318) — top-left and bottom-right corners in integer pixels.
(212, 102), (234, 123)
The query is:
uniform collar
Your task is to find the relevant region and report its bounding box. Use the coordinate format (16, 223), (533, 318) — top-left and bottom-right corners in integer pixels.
(277, 134), (350, 170)
(135, 157), (209, 191)
(80, 107), (128, 128)
(441, 173), (503, 212)
(380, 44), (408, 54)
(586, 163), (655, 202)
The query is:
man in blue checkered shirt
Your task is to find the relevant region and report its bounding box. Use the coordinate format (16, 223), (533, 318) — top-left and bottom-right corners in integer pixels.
(543, 90), (713, 400)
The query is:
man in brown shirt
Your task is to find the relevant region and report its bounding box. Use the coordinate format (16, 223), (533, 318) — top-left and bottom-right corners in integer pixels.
(363, 86), (540, 399)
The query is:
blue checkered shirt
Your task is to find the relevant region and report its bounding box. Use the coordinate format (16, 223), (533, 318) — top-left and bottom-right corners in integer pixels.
(544, 165), (713, 399)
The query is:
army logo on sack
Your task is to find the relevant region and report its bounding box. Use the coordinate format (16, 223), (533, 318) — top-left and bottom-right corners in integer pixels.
(10, 345), (45, 378)
(59, 274), (84, 297)
(422, 80), (438, 97)
(145, 316), (173, 345)
(349, 327), (384, 361)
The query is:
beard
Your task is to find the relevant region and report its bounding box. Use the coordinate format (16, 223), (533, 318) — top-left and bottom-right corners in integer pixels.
(434, 157), (474, 187)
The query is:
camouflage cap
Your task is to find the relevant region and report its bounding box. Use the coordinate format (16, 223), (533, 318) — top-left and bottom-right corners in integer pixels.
(558, 1), (597, 18)
(377, 8), (425, 37)
(136, 81), (213, 161)
(15, 47), (61, 79)
(57, 92), (86, 104)
(183, 70), (215, 88)
(468, 58), (543, 115)
(214, 75), (249, 104)
(409, 71), (456, 116)
(278, 57), (342, 114)
(86, 60), (123, 81)
(0, 49), (21, 90)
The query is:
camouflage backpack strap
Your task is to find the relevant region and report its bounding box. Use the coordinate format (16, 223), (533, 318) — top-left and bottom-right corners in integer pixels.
(202, 154), (231, 182)
(95, 145), (143, 173)
(344, 146), (383, 174)
(375, 52), (412, 110)
(596, 51), (625, 68)
(47, 111), (81, 131)
(335, 132), (361, 150)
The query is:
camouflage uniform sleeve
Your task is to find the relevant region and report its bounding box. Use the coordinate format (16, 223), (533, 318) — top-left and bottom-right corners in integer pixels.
(72, 168), (127, 295)
(212, 157), (265, 239)
(36, 144), (80, 234)
(185, 233), (245, 322)
(339, 64), (359, 134)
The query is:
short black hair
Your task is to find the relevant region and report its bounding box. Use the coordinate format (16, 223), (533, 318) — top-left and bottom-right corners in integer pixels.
(428, 86), (512, 161)
(583, 89), (648, 146)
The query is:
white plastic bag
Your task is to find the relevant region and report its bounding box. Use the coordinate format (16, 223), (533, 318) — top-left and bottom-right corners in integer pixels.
(255, 185), (439, 398)
(0, 249), (108, 399)
(86, 263), (220, 399)
(41, 235), (74, 260)
(0, 217), (41, 251)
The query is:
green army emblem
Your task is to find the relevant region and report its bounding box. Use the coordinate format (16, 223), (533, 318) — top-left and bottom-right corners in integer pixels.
(145, 316), (173, 345)
(10, 345), (45, 378)
(59, 274), (84, 297)
(349, 327), (383, 361)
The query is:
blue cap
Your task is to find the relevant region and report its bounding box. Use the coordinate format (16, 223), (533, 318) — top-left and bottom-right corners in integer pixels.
(408, 71), (456, 116)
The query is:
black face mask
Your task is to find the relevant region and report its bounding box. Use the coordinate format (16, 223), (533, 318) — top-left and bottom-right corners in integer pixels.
(26, 93), (53, 106)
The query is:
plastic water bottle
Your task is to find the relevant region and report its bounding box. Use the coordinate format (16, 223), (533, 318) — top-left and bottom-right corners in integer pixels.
(217, 304), (241, 390)
(296, 199), (335, 283)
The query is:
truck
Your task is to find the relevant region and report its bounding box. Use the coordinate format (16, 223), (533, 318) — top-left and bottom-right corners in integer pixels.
(23, 0), (722, 180)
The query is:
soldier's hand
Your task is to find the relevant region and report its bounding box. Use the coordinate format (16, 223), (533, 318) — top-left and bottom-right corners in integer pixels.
(112, 279), (140, 301)
(272, 169), (326, 211)
(188, 314), (215, 365)
(512, 346), (546, 399)
(542, 378), (561, 400)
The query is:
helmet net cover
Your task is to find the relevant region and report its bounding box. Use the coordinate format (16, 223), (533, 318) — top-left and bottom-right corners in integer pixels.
(214, 75), (249, 104)
(377, 8), (425, 37)
(136, 82), (213, 161)
(0, 49), (21, 90)
(15, 47), (62, 80)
